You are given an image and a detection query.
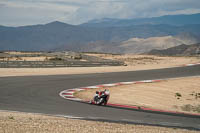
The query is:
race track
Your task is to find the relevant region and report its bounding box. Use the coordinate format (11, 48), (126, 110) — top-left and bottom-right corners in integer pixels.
(0, 65), (200, 130)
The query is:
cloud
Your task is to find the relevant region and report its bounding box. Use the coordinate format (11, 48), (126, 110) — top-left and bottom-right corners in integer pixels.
(0, 0), (200, 26)
(0, 0), (80, 26)
(0, 0), (78, 12)
(71, 0), (200, 24)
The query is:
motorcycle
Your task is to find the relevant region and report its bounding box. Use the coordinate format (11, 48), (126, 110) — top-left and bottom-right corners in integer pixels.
(92, 90), (110, 105)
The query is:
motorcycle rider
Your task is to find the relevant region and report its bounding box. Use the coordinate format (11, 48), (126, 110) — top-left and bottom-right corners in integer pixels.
(93, 91), (99, 104)
(104, 89), (110, 95)
(93, 89), (110, 105)
(103, 89), (110, 105)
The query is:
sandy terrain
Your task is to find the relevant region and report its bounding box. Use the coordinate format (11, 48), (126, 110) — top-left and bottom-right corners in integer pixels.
(118, 36), (197, 54)
(75, 77), (200, 114)
(4, 52), (42, 55)
(87, 54), (200, 66)
(0, 56), (52, 61)
(0, 111), (198, 133)
(0, 55), (199, 77)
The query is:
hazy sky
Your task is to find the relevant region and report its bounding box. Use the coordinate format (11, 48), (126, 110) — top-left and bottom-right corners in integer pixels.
(0, 0), (200, 26)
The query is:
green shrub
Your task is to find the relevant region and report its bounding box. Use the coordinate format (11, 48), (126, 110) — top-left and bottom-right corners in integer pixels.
(8, 116), (14, 120)
(49, 57), (63, 61)
(181, 104), (193, 112)
(175, 93), (182, 97)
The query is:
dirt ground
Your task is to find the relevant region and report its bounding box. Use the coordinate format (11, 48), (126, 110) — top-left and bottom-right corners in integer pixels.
(0, 111), (198, 133)
(0, 56), (52, 61)
(75, 77), (200, 114)
(0, 55), (199, 77)
(4, 51), (42, 55)
(87, 54), (200, 66)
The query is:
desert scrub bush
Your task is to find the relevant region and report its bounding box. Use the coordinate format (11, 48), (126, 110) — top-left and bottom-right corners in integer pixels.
(49, 57), (63, 61)
(8, 115), (14, 120)
(181, 104), (200, 113)
(175, 92), (182, 99)
(181, 104), (193, 112)
(16, 57), (22, 60)
(189, 91), (200, 99)
(194, 105), (200, 113)
(195, 93), (200, 99)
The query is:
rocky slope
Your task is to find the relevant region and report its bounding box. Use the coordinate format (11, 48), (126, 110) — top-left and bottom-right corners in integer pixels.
(118, 33), (199, 54)
(148, 43), (200, 56)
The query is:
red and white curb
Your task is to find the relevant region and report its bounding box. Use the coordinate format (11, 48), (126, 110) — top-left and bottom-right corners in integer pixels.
(59, 78), (200, 116)
(183, 62), (200, 67)
(59, 79), (161, 101)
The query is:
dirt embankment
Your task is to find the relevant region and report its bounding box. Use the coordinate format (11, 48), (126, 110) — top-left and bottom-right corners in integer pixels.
(0, 111), (198, 133)
(75, 77), (200, 114)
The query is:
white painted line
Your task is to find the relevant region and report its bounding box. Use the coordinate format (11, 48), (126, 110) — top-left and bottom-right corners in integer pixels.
(102, 84), (117, 87)
(186, 64), (195, 66)
(120, 82), (135, 85)
(66, 88), (85, 92)
(141, 80), (153, 83)
(73, 88), (86, 91)
(0, 109), (87, 121)
(60, 90), (69, 93)
(62, 91), (74, 94)
(86, 86), (100, 89)
(63, 115), (84, 119)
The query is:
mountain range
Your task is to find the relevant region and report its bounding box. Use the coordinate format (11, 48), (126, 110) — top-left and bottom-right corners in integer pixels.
(81, 13), (200, 27)
(0, 13), (200, 53)
(148, 43), (200, 56)
(118, 33), (199, 54)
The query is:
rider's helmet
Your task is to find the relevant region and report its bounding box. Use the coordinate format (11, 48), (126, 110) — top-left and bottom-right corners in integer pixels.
(96, 91), (99, 94)
(104, 89), (110, 95)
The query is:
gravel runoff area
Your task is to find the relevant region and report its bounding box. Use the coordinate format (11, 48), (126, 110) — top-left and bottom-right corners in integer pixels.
(0, 55), (200, 77)
(0, 111), (199, 133)
(75, 76), (200, 115)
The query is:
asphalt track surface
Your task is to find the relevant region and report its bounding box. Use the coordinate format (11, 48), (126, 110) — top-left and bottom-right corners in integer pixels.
(0, 65), (200, 130)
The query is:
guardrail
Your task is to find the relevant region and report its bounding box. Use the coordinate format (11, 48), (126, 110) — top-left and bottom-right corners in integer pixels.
(0, 61), (124, 68)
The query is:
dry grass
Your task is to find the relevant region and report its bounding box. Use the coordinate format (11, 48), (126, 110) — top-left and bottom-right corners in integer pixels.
(75, 77), (200, 114)
(0, 54), (199, 77)
(0, 111), (198, 133)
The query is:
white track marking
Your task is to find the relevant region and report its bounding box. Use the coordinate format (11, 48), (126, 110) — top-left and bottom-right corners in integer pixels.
(141, 80), (153, 83)
(120, 82), (135, 85)
(63, 115), (84, 119)
(186, 64), (195, 66)
(62, 91), (74, 94)
(86, 86), (100, 89)
(102, 84), (117, 87)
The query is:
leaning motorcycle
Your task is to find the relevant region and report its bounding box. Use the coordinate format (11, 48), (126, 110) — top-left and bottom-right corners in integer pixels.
(94, 91), (110, 105)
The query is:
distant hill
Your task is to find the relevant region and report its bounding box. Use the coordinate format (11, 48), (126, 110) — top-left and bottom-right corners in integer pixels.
(118, 34), (199, 54)
(147, 43), (200, 56)
(0, 13), (200, 52)
(82, 34), (199, 54)
(81, 13), (200, 27)
(0, 22), (200, 52)
(0, 21), (113, 51)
